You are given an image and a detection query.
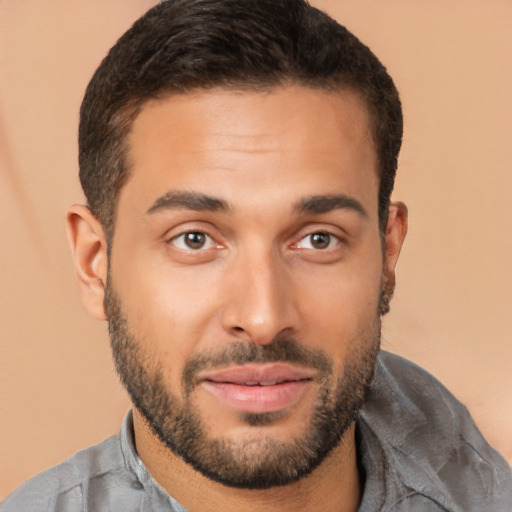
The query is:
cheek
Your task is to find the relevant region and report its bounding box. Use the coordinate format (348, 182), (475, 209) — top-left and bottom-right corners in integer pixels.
(296, 250), (383, 355)
(113, 256), (225, 363)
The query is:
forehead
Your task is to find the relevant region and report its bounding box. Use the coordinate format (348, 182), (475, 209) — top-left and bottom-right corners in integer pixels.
(121, 85), (378, 215)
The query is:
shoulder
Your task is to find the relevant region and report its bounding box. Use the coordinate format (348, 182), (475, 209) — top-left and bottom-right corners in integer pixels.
(359, 350), (512, 511)
(368, 351), (495, 450)
(1, 434), (130, 512)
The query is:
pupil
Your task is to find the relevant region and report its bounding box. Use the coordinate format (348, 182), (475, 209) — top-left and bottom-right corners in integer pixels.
(311, 232), (330, 249)
(185, 232), (205, 249)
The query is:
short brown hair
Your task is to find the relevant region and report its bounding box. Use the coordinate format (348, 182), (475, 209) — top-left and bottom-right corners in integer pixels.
(79, 0), (402, 242)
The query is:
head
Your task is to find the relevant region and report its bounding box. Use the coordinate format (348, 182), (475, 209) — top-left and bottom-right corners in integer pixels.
(68, 0), (407, 492)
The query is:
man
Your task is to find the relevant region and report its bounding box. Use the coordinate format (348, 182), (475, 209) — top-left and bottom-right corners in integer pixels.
(2, 0), (511, 510)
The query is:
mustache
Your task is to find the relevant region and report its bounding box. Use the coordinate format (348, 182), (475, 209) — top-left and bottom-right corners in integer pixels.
(182, 336), (333, 391)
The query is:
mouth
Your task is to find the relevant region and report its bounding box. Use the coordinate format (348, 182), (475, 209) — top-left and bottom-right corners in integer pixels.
(199, 364), (314, 414)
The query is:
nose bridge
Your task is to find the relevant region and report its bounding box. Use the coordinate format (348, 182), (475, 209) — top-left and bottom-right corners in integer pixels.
(222, 244), (298, 344)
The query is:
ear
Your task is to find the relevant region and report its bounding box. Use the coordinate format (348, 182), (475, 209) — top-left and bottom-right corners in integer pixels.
(381, 201), (408, 312)
(66, 204), (109, 321)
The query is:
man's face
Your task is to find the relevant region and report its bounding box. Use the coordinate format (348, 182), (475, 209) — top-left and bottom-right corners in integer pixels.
(107, 86), (391, 488)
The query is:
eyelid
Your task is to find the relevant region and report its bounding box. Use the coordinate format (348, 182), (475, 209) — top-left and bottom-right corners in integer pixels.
(291, 222), (347, 245)
(164, 220), (225, 251)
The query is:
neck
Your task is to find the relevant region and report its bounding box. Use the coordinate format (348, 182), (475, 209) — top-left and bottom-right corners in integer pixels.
(133, 410), (361, 512)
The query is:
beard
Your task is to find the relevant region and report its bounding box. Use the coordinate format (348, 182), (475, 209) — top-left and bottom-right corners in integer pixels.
(105, 281), (381, 490)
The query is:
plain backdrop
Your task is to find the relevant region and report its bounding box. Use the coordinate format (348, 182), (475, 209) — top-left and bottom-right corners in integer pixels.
(1, 0), (511, 499)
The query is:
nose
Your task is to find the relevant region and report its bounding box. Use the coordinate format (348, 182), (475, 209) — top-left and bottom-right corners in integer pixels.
(221, 250), (300, 345)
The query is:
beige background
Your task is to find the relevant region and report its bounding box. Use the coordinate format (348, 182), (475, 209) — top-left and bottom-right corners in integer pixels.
(1, 0), (511, 499)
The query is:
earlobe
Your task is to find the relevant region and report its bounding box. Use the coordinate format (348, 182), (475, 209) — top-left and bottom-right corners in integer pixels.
(66, 205), (108, 321)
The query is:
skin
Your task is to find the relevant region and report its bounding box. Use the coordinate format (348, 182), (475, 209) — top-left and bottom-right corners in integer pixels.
(67, 85), (407, 512)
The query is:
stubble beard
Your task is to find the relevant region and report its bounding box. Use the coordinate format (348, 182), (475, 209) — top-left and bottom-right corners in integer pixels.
(105, 281), (382, 489)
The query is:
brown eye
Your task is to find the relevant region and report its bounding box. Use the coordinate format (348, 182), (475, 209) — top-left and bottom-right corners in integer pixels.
(184, 232), (206, 249)
(171, 232), (214, 250)
(310, 232), (331, 249)
(296, 231), (338, 251)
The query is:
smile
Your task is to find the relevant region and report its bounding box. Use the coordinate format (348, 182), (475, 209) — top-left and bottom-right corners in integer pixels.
(199, 364), (314, 414)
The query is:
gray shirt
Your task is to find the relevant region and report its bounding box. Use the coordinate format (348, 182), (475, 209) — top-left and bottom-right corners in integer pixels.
(2, 351), (511, 511)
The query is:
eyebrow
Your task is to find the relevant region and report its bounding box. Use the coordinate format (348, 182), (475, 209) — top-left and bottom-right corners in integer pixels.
(295, 194), (367, 217)
(146, 191), (230, 214)
(146, 191), (366, 218)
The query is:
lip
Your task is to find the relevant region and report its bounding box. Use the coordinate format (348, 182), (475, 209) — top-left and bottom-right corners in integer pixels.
(199, 364), (314, 414)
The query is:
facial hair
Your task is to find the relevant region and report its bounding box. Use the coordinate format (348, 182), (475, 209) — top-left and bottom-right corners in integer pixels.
(105, 281), (381, 489)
